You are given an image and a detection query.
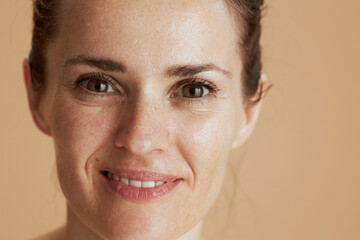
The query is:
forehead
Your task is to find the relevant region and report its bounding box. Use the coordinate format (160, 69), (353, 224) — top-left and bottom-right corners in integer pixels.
(55, 0), (240, 75)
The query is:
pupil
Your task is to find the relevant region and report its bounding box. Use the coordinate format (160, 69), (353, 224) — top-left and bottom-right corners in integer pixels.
(95, 83), (101, 90)
(184, 84), (203, 98)
(89, 79), (107, 92)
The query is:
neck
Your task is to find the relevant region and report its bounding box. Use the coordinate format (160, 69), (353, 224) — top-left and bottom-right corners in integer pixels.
(66, 206), (100, 240)
(177, 221), (203, 240)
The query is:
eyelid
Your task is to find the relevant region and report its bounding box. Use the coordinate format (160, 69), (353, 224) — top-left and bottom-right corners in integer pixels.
(80, 79), (116, 93)
(175, 82), (210, 98)
(74, 72), (123, 94)
(170, 77), (219, 98)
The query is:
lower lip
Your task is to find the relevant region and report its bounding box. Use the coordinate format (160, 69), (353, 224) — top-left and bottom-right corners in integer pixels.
(103, 176), (181, 202)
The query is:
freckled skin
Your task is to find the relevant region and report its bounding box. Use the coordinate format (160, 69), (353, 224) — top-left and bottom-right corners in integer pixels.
(35, 0), (253, 239)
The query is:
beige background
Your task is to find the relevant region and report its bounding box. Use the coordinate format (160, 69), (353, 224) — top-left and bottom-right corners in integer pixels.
(1, 0), (360, 239)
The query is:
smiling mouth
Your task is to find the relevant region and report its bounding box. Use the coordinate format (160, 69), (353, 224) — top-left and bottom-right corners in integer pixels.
(102, 171), (166, 188)
(100, 169), (182, 201)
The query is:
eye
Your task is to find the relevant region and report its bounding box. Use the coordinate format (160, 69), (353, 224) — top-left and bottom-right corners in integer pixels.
(177, 83), (210, 98)
(80, 79), (115, 93)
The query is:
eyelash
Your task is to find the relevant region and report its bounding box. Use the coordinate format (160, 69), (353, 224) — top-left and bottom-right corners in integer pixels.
(73, 73), (220, 105)
(73, 72), (121, 99)
(169, 77), (219, 106)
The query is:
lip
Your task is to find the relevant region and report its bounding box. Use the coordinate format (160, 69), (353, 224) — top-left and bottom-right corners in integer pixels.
(103, 168), (179, 181)
(100, 168), (182, 202)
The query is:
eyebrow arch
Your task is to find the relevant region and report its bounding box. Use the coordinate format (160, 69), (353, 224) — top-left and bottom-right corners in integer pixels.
(63, 55), (127, 72)
(63, 56), (232, 78)
(165, 63), (232, 78)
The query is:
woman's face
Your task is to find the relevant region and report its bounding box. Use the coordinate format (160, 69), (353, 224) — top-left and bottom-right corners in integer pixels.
(32, 0), (253, 239)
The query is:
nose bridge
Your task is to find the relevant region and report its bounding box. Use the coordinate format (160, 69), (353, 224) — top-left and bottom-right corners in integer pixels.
(116, 94), (171, 155)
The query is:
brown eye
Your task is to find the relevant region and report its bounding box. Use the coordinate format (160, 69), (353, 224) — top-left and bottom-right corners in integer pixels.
(181, 84), (208, 98)
(81, 79), (115, 93)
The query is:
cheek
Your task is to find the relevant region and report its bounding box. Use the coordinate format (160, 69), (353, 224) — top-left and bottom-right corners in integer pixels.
(53, 105), (111, 160)
(51, 98), (115, 192)
(177, 110), (236, 197)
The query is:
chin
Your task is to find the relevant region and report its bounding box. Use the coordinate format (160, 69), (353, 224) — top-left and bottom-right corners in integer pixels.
(67, 198), (196, 240)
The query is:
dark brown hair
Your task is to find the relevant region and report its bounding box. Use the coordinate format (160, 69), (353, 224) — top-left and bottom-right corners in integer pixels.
(225, 0), (266, 103)
(29, 0), (61, 90)
(29, 0), (267, 103)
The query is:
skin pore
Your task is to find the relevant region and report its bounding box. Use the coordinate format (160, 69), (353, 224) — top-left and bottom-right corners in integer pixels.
(24, 0), (264, 239)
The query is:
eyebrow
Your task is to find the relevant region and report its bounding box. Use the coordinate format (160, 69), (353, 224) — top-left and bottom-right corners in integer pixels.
(63, 55), (232, 78)
(165, 63), (232, 78)
(63, 55), (127, 72)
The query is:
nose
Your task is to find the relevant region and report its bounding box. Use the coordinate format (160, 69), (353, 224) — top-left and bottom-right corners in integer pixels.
(114, 101), (172, 156)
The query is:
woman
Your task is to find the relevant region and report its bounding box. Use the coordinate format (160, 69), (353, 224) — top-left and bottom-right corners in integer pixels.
(24, 0), (268, 239)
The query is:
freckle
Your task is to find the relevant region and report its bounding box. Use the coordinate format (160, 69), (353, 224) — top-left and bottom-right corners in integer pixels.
(96, 158), (100, 162)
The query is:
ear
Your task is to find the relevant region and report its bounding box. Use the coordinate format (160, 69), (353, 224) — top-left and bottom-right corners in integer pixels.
(231, 74), (267, 149)
(23, 58), (52, 136)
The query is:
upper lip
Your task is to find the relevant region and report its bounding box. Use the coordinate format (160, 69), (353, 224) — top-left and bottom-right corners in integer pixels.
(101, 168), (180, 182)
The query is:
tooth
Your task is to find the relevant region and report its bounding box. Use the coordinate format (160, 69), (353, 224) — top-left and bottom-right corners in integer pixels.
(107, 172), (113, 179)
(155, 181), (165, 187)
(112, 174), (120, 181)
(129, 179), (142, 188)
(120, 177), (129, 185)
(142, 181), (155, 188)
